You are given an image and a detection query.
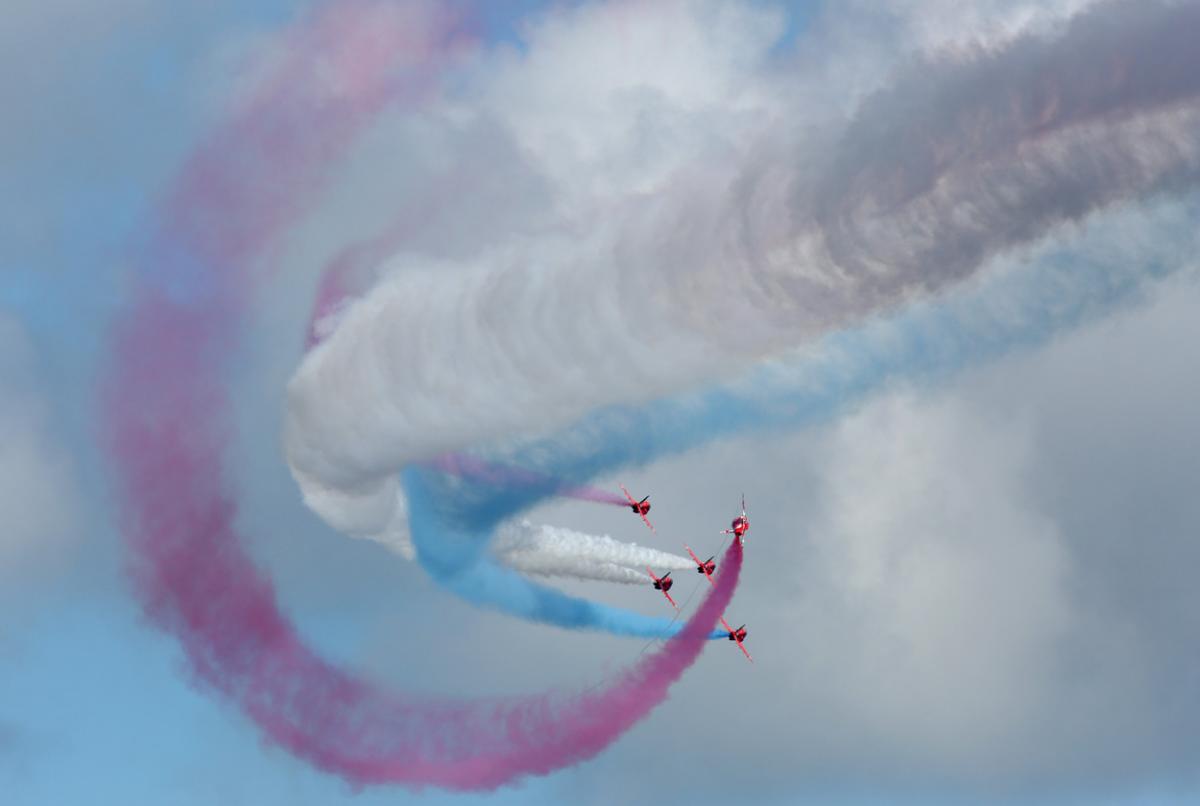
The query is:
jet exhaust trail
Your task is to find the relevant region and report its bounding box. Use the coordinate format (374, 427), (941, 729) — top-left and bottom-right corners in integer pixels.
(304, 276), (665, 585)
(363, 515), (697, 585)
(495, 521), (695, 584)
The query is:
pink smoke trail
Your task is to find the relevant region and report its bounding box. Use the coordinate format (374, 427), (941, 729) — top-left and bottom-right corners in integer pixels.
(305, 248), (357, 348)
(154, 1), (461, 277)
(103, 0), (735, 790)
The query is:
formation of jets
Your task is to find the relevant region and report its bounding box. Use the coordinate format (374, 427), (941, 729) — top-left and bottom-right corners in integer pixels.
(623, 485), (753, 663)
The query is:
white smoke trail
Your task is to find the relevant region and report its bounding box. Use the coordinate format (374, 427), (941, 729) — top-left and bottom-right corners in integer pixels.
(495, 522), (696, 584)
(282, 0), (1200, 579)
(356, 516), (695, 584)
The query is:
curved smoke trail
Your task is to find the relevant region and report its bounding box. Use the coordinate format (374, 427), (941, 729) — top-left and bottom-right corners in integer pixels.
(306, 270), (681, 587)
(284, 0), (1200, 599)
(102, 0), (735, 791)
(307, 270), (672, 585)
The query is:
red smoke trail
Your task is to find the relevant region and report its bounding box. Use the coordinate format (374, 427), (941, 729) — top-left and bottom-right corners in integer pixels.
(103, 0), (735, 789)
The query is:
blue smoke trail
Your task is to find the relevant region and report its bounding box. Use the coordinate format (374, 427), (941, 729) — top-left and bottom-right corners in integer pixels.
(402, 196), (1196, 640)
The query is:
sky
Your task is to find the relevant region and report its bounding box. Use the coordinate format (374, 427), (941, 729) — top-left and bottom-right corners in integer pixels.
(2, 0), (1200, 803)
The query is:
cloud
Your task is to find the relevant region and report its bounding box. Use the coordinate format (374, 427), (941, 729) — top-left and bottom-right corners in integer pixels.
(842, 0), (1098, 53)
(802, 391), (1072, 770)
(0, 314), (78, 586)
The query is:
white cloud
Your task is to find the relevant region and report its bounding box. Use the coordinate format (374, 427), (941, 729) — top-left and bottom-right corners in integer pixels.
(476, 0), (785, 203)
(803, 391), (1072, 767)
(847, 0), (1098, 53)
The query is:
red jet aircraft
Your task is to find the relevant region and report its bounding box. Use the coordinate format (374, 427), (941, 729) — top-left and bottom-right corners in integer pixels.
(685, 544), (717, 586)
(721, 496), (750, 543)
(720, 616), (752, 662)
(620, 484), (655, 533)
(646, 567), (677, 610)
